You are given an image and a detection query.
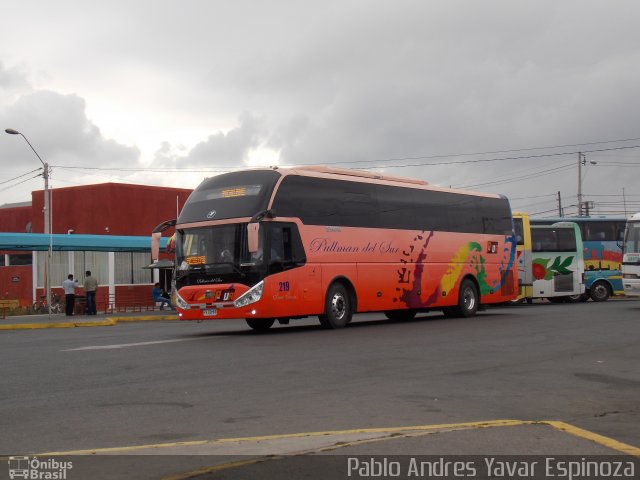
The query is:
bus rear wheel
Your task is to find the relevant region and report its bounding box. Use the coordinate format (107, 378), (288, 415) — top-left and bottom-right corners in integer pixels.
(319, 283), (352, 329)
(589, 281), (611, 302)
(443, 279), (479, 318)
(384, 310), (417, 321)
(246, 318), (275, 331)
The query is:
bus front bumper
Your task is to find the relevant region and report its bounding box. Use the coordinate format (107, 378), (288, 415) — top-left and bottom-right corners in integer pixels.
(176, 281), (268, 320)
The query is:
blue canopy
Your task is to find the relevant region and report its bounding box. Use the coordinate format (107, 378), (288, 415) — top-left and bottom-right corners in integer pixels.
(0, 233), (168, 252)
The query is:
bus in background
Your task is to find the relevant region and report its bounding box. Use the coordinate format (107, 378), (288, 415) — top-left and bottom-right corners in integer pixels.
(168, 166), (518, 330)
(530, 222), (585, 302)
(512, 212), (533, 303)
(530, 216), (625, 301)
(622, 213), (640, 297)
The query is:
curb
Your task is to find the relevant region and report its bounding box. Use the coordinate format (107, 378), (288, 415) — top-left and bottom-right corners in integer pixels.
(0, 314), (177, 331)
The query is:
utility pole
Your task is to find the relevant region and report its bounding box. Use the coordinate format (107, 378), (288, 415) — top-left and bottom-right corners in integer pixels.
(577, 152), (585, 216)
(557, 191), (563, 217)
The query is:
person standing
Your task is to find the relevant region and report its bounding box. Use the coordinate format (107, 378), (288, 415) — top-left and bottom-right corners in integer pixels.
(83, 270), (99, 315)
(62, 274), (80, 316)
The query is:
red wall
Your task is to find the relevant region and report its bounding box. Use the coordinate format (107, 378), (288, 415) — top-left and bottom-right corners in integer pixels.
(0, 205), (33, 233)
(0, 266), (32, 307)
(31, 183), (192, 235)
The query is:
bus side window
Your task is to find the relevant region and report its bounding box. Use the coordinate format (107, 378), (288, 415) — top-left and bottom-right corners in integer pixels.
(268, 223), (307, 273)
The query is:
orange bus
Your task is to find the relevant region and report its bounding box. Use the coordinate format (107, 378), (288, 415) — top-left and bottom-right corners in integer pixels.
(171, 166), (517, 330)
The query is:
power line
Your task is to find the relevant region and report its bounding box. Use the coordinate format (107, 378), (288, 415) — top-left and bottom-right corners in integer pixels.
(365, 144), (640, 170)
(0, 173), (43, 193)
(507, 193), (558, 201)
(49, 142), (640, 174)
(456, 162), (575, 189)
(315, 136), (640, 166)
(0, 168), (42, 186)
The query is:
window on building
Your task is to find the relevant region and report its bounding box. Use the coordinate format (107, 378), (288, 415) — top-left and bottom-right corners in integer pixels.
(115, 252), (152, 285)
(74, 251), (109, 286)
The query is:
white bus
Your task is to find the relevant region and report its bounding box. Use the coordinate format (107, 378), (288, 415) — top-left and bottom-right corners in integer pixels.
(622, 213), (640, 297)
(530, 222), (585, 302)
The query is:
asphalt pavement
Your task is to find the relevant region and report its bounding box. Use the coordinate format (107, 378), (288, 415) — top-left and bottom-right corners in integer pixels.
(1, 300), (638, 479)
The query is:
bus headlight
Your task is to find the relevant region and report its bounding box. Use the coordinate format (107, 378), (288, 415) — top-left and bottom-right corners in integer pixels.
(175, 292), (189, 309)
(234, 281), (264, 308)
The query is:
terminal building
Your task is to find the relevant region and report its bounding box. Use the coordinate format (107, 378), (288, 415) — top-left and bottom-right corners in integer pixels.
(0, 183), (192, 309)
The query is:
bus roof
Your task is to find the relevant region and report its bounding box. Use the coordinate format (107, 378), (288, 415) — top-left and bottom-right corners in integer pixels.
(530, 216), (627, 222)
(272, 165), (504, 199)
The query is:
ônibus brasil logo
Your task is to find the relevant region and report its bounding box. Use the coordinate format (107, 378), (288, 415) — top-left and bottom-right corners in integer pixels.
(8, 456), (73, 479)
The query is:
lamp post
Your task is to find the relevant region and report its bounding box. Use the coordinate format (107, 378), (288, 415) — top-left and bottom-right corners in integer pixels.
(5, 128), (52, 316)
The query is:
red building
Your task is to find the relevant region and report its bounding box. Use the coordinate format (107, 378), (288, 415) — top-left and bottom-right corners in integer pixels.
(0, 183), (193, 308)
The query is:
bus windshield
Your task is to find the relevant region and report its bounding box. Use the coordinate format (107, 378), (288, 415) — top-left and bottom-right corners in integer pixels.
(624, 221), (640, 254)
(178, 170), (280, 224)
(176, 223), (264, 273)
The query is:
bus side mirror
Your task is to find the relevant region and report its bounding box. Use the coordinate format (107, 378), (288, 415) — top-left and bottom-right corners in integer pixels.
(151, 218), (176, 262)
(248, 223), (260, 253)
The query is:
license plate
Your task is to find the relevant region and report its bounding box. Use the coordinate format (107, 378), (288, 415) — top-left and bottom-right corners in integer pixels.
(203, 309), (218, 316)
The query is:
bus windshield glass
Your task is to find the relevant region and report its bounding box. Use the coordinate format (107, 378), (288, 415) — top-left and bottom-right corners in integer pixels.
(624, 221), (640, 254)
(176, 223), (264, 273)
(178, 170), (281, 224)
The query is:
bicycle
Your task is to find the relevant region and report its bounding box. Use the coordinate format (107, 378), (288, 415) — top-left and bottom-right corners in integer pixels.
(31, 291), (64, 314)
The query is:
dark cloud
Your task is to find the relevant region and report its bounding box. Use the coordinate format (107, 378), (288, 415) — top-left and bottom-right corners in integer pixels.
(0, 89), (140, 202)
(2, 90), (139, 166)
(152, 112), (267, 169)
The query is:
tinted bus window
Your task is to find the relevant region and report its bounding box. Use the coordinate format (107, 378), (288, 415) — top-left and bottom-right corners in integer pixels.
(274, 176), (512, 234)
(178, 170), (281, 224)
(584, 222), (615, 241)
(532, 228), (576, 252)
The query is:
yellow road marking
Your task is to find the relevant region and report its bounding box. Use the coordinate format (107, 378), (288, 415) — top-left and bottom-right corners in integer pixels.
(39, 419), (526, 455)
(162, 458), (275, 480)
(0, 319), (116, 330)
(545, 420), (640, 457)
(0, 315), (175, 330)
(161, 420), (640, 480)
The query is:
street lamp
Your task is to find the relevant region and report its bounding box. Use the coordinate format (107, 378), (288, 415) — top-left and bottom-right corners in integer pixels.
(5, 128), (52, 316)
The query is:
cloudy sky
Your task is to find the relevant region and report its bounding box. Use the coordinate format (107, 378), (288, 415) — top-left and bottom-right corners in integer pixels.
(1, 0), (639, 217)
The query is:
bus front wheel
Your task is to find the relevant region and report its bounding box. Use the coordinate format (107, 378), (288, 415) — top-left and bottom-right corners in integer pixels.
(246, 318), (275, 331)
(589, 281), (611, 302)
(319, 283), (352, 329)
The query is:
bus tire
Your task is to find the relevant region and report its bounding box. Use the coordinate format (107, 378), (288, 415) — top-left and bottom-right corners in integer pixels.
(384, 310), (417, 321)
(444, 279), (479, 318)
(589, 281), (611, 302)
(319, 282), (352, 329)
(246, 318), (275, 331)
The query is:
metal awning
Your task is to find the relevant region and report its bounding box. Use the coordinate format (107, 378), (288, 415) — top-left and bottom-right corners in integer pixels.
(144, 259), (175, 269)
(0, 233), (168, 252)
